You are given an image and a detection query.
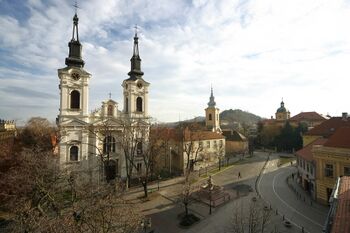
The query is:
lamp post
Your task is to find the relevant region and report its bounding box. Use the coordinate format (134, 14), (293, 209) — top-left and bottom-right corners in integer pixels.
(169, 146), (172, 175)
(157, 175), (161, 191)
(140, 217), (151, 233)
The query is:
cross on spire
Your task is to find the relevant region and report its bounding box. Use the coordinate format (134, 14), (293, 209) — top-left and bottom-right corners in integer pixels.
(134, 24), (139, 37)
(73, 0), (80, 14)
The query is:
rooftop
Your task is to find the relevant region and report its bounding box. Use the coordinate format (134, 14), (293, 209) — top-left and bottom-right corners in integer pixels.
(330, 176), (350, 233)
(324, 127), (350, 149)
(295, 138), (327, 161)
(305, 117), (350, 137)
(290, 111), (326, 122)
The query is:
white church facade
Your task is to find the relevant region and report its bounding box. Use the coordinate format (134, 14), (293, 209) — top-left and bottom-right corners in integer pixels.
(57, 13), (150, 180)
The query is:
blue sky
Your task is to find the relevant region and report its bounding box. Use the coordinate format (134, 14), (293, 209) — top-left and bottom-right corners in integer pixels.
(1, 0), (350, 125)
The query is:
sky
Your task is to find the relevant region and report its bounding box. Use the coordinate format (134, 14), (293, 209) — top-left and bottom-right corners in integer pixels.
(1, 0), (350, 125)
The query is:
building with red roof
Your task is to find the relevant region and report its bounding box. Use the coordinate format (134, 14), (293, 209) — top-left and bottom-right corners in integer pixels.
(313, 122), (350, 204)
(303, 113), (350, 146)
(289, 111), (326, 129)
(296, 138), (327, 199)
(324, 176), (350, 233)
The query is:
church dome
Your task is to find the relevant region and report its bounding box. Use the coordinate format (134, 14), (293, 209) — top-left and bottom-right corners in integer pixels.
(276, 101), (287, 113)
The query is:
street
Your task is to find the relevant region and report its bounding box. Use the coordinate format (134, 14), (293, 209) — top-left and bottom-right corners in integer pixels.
(258, 159), (329, 233)
(130, 152), (329, 233)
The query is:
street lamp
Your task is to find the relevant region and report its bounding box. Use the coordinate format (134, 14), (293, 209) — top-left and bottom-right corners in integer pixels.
(169, 146), (172, 175)
(140, 217), (151, 233)
(157, 175), (161, 191)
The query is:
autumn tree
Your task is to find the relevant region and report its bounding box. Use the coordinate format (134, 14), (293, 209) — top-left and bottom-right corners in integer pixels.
(19, 117), (56, 151)
(0, 148), (142, 233)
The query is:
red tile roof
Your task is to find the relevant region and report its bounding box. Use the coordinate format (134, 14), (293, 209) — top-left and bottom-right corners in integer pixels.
(324, 127), (350, 149)
(150, 127), (224, 142)
(289, 111), (326, 121)
(295, 138), (327, 161)
(304, 117), (350, 137)
(331, 176), (350, 233)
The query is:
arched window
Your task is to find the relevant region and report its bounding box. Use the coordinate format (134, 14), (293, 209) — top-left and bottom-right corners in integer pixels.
(136, 97), (143, 112)
(209, 113), (212, 121)
(125, 98), (129, 113)
(103, 136), (116, 153)
(70, 146), (78, 161)
(108, 105), (113, 116)
(137, 141), (143, 155)
(70, 90), (80, 109)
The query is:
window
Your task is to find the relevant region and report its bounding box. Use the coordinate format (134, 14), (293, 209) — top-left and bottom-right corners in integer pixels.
(214, 140), (217, 148)
(137, 141), (143, 155)
(108, 105), (113, 116)
(307, 163), (309, 173)
(344, 166), (350, 176)
(310, 166), (314, 175)
(325, 164), (334, 177)
(70, 90), (80, 109)
(137, 163), (142, 172)
(136, 97), (143, 112)
(70, 146), (78, 161)
(199, 141), (203, 149)
(125, 98), (128, 113)
(209, 114), (212, 121)
(219, 140), (223, 148)
(103, 136), (116, 153)
(207, 141), (210, 148)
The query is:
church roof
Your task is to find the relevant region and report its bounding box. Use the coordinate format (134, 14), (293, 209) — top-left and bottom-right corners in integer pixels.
(290, 111), (326, 122)
(276, 101), (288, 113)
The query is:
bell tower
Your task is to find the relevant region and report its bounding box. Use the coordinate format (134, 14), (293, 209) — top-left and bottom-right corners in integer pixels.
(205, 87), (221, 132)
(57, 11), (91, 164)
(58, 12), (91, 123)
(122, 27), (150, 118)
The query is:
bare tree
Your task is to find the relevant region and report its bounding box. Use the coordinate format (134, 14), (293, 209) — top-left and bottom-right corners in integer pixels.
(178, 123), (205, 217)
(1, 118), (143, 233)
(227, 198), (272, 233)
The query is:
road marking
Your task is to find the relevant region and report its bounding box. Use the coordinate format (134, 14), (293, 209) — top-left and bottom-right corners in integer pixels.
(272, 171), (323, 228)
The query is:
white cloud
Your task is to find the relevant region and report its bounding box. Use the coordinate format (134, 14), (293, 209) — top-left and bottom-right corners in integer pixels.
(0, 0), (350, 123)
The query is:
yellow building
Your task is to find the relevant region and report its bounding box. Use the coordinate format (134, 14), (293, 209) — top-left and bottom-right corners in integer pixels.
(313, 126), (350, 204)
(275, 100), (290, 122)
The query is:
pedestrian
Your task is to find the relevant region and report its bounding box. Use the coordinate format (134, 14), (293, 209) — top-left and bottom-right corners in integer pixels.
(292, 173), (294, 180)
(238, 172), (241, 179)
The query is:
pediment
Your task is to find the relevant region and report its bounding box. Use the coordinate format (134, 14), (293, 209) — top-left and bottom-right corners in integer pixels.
(60, 118), (89, 126)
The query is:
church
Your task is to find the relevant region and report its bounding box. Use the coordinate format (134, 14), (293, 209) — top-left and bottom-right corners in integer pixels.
(57, 12), (150, 180)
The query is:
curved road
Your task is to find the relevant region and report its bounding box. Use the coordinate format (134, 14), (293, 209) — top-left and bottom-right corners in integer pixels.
(258, 163), (329, 233)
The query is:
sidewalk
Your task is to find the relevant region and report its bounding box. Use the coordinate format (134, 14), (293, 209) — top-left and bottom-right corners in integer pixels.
(286, 169), (327, 211)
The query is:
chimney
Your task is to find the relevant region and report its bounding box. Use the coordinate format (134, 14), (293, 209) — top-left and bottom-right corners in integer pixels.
(342, 112), (348, 121)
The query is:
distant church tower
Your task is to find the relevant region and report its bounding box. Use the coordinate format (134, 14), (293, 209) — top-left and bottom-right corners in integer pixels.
(205, 87), (221, 132)
(57, 12), (91, 163)
(275, 99), (290, 121)
(122, 29), (150, 118)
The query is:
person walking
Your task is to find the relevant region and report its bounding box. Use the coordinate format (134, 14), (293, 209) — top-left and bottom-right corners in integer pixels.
(238, 171), (241, 179)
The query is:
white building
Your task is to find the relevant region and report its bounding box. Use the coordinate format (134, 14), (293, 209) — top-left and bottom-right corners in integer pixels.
(57, 13), (150, 180)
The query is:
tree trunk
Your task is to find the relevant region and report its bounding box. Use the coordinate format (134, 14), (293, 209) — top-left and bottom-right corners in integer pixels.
(142, 180), (148, 198)
(185, 202), (188, 216)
